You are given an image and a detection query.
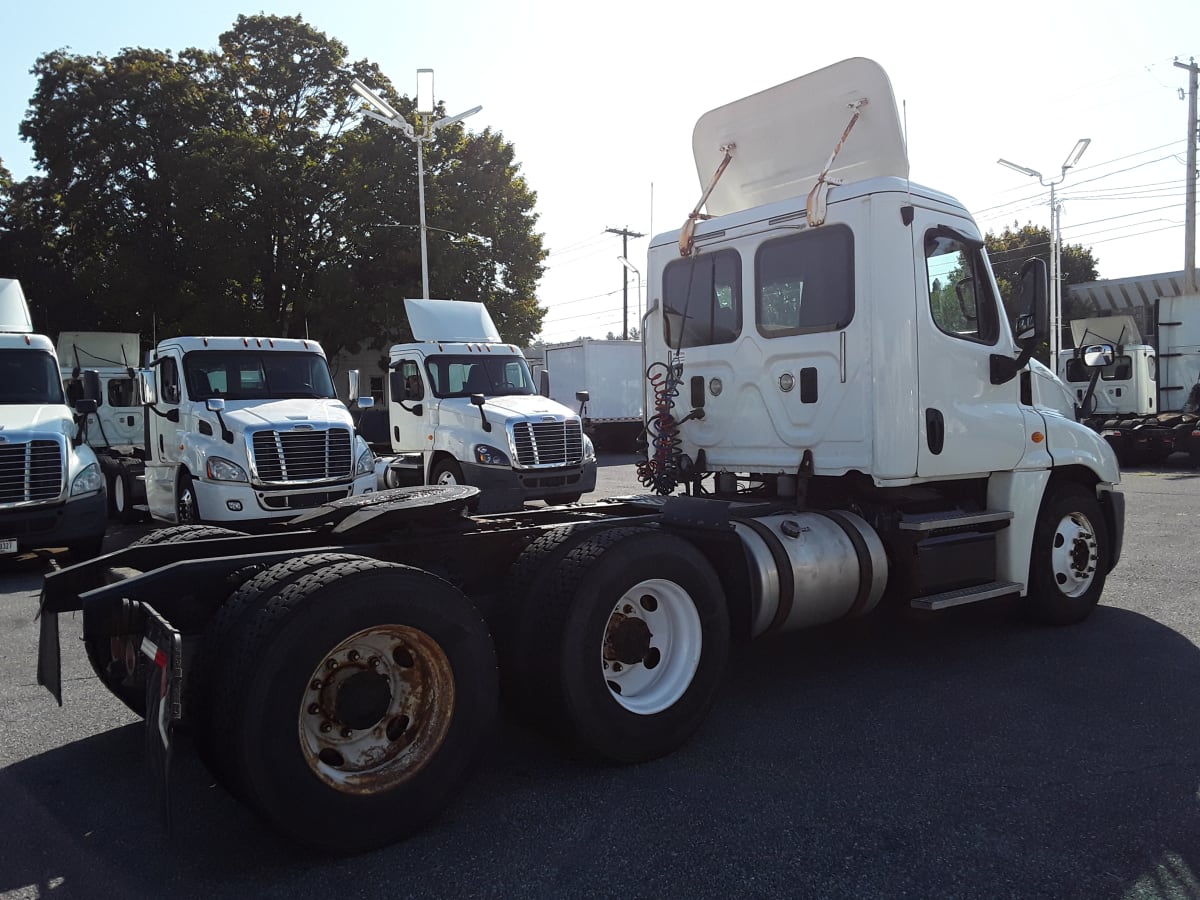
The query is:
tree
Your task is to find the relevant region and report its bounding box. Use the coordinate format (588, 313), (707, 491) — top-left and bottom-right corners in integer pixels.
(0, 15), (546, 353)
(986, 221), (1100, 322)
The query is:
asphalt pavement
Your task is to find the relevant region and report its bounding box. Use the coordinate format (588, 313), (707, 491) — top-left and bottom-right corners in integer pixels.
(2, 456), (1199, 899)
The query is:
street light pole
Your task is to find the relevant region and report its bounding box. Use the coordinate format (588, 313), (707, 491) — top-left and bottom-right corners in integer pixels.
(351, 71), (481, 300)
(998, 139), (1090, 367)
(617, 256), (642, 335)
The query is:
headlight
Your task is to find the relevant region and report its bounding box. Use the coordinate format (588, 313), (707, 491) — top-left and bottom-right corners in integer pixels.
(356, 445), (375, 476)
(206, 456), (248, 482)
(70, 462), (103, 496)
(582, 434), (596, 462)
(474, 444), (511, 467)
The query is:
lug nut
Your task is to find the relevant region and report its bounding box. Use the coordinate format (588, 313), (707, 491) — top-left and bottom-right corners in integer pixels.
(310, 679), (322, 690)
(326, 659), (338, 670)
(341, 727), (354, 738)
(319, 722), (332, 733)
(348, 650), (361, 662)
(368, 657), (380, 668)
(612, 662), (623, 672)
(308, 703), (319, 715)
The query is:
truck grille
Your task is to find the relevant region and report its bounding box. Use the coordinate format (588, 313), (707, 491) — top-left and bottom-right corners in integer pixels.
(511, 419), (584, 468)
(0, 440), (64, 504)
(251, 428), (353, 484)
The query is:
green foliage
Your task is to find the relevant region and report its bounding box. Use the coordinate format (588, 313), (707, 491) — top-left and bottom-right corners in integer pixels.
(985, 221), (1100, 321)
(0, 15), (546, 353)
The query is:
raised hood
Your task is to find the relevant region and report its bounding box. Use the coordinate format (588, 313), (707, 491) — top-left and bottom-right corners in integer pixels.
(404, 298), (501, 343)
(57, 331), (141, 370)
(691, 57), (908, 217)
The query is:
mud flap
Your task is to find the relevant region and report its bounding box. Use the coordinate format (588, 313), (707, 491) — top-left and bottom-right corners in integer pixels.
(141, 606), (182, 830)
(36, 592), (63, 706)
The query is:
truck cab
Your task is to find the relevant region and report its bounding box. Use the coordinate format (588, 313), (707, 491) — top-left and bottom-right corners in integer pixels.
(140, 335), (376, 524)
(640, 57), (1122, 602)
(380, 298), (597, 512)
(0, 279), (107, 558)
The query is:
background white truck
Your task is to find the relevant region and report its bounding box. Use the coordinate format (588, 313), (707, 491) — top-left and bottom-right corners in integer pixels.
(0, 279), (107, 559)
(38, 58), (1124, 855)
(370, 298), (597, 512)
(536, 339), (644, 451)
(1058, 305), (1200, 466)
(57, 331), (148, 522)
(121, 334), (376, 524)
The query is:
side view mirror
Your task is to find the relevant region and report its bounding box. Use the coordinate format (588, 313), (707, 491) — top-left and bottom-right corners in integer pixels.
(73, 398), (98, 416)
(1014, 257), (1048, 346)
(1082, 344), (1115, 368)
(347, 369), (362, 405)
(137, 369), (159, 406)
(990, 257), (1049, 386)
(81, 369), (102, 402)
(539, 369), (550, 398)
(206, 398), (226, 412)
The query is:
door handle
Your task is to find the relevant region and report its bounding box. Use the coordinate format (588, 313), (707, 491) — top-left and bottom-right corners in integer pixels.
(925, 408), (944, 455)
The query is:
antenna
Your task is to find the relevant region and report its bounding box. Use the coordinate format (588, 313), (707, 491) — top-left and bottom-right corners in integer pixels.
(903, 99), (912, 204)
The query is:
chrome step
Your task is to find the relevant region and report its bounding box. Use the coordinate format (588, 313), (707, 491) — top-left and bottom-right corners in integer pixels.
(910, 580), (1023, 611)
(899, 509), (1014, 532)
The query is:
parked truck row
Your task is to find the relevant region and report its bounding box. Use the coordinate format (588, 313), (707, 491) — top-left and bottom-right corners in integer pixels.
(36, 58), (1124, 855)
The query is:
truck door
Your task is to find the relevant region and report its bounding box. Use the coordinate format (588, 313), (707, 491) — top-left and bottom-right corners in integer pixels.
(389, 356), (433, 455)
(912, 215), (1027, 477)
(144, 353), (185, 517)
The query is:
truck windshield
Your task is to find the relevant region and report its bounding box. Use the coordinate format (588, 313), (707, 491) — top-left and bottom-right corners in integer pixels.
(424, 354), (536, 399)
(0, 350), (66, 405)
(183, 350), (337, 401)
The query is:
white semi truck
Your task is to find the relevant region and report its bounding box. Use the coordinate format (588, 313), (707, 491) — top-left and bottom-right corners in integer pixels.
(59, 332), (378, 525)
(371, 298), (598, 511)
(37, 58), (1123, 855)
(1058, 307), (1200, 466)
(0, 279), (107, 559)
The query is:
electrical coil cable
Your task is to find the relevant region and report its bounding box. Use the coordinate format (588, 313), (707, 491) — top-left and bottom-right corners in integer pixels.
(637, 357), (686, 495)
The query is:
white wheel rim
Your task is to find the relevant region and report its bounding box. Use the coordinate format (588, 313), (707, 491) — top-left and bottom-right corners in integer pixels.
(114, 474), (126, 511)
(298, 625), (455, 794)
(1050, 510), (1100, 598)
(599, 578), (702, 716)
(436, 469), (459, 486)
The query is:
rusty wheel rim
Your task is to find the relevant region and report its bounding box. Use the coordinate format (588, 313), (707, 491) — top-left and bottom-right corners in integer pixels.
(298, 625), (455, 794)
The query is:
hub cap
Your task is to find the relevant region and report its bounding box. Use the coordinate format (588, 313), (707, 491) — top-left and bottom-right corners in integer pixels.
(1050, 510), (1100, 598)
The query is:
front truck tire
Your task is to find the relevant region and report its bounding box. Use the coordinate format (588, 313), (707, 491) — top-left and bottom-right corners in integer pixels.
(210, 557), (498, 854)
(1024, 482), (1110, 626)
(511, 528), (730, 763)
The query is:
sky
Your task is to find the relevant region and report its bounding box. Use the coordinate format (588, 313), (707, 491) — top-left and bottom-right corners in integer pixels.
(1, 0), (1197, 343)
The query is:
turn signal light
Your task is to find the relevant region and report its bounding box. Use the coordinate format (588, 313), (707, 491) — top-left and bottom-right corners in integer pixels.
(1032, 432), (1045, 443)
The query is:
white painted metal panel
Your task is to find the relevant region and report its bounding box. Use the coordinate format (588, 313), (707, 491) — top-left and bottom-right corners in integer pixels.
(404, 298), (500, 343)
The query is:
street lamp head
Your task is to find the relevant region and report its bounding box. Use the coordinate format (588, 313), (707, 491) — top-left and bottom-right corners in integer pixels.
(616, 255), (640, 275)
(431, 106), (483, 132)
(1062, 138), (1091, 171)
(997, 158), (1041, 179)
(350, 78), (400, 121)
(417, 68), (434, 117)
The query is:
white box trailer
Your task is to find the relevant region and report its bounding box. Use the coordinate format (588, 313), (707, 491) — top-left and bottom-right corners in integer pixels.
(543, 339), (644, 450)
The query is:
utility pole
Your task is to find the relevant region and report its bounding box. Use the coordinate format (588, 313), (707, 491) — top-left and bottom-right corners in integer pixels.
(606, 226), (645, 339)
(1176, 57), (1198, 293)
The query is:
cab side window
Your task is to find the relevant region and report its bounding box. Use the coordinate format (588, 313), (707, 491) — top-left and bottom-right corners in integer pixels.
(159, 357), (181, 404)
(924, 230), (1000, 345)
(399, 360), (423, 401)
(756, 225), (854, 337)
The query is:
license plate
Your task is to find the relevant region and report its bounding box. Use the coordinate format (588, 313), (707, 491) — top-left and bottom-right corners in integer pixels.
(0, 538), (17, 555)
